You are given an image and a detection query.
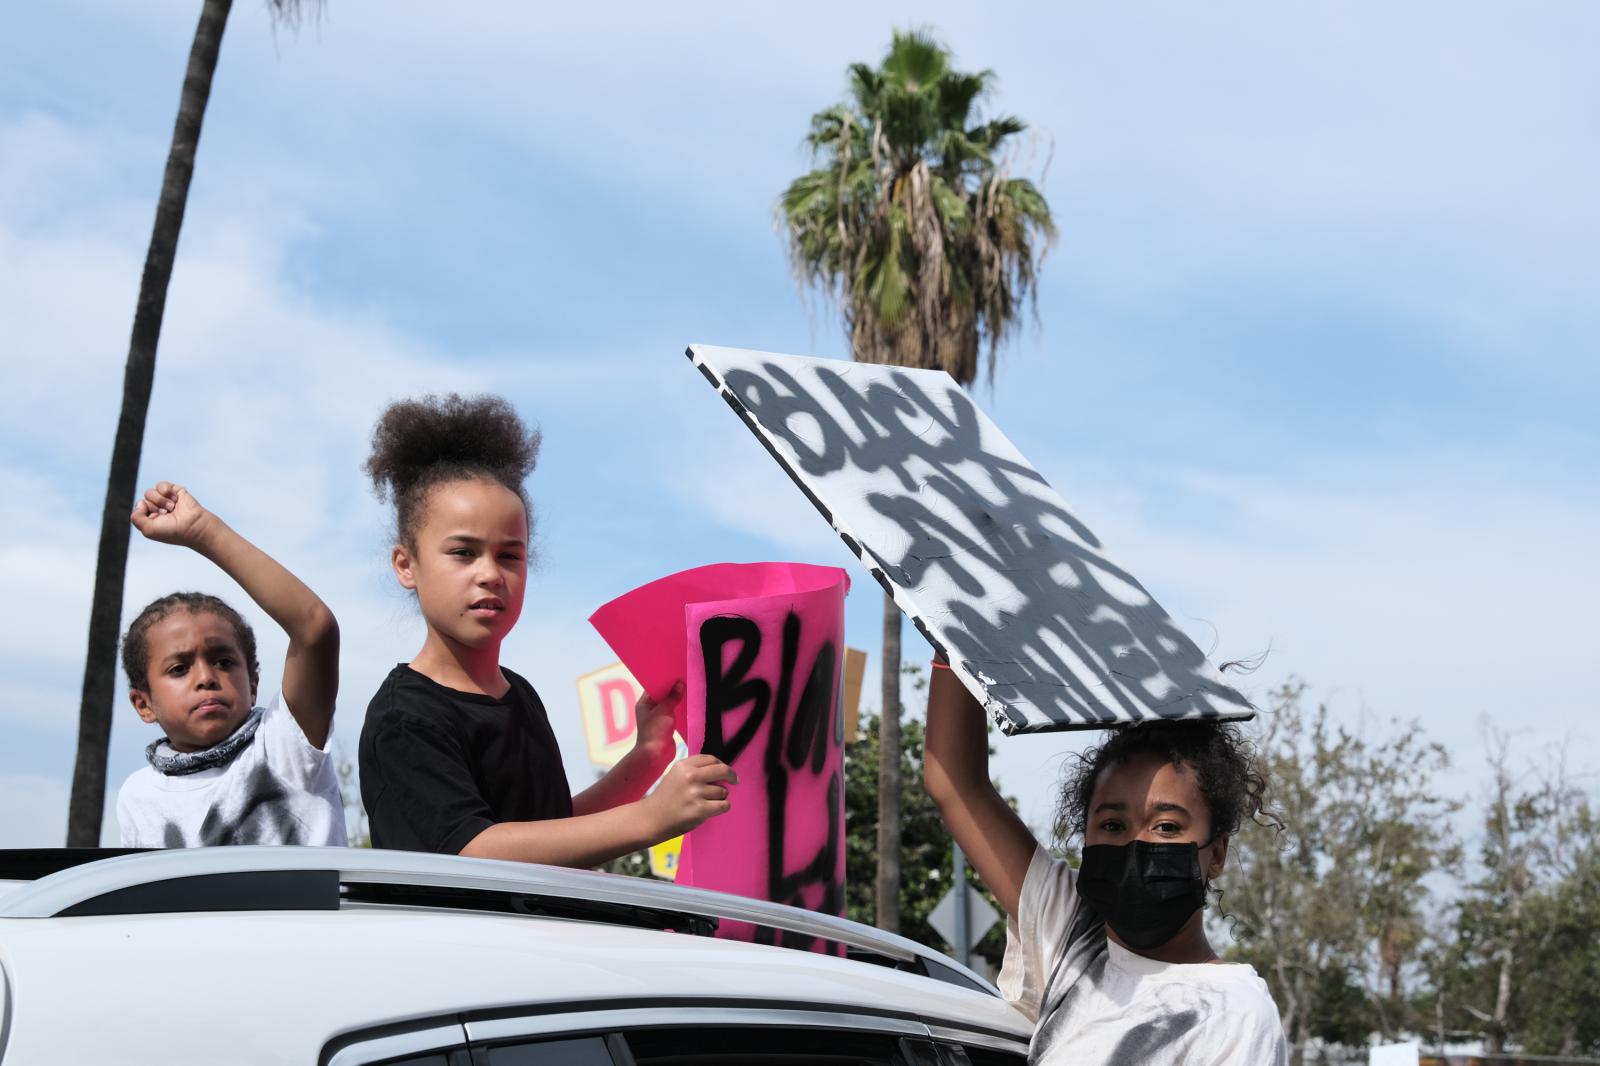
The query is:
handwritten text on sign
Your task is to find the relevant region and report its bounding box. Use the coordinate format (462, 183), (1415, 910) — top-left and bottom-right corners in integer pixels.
(687, 344), (1254, 735)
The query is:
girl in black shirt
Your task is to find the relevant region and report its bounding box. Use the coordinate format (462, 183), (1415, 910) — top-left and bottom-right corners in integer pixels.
(358, 393), (736, 864)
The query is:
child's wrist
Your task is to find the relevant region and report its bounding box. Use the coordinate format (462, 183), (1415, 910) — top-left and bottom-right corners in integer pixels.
(629, 732), (675, 769)
(184, 510), (229, 555)
(637, 791), (671, 844)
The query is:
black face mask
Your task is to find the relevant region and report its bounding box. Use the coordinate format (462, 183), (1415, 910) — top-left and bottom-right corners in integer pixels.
(1076, 841), (1208, 950)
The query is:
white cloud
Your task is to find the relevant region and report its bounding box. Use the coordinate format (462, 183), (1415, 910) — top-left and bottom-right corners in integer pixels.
(663, 439), (857, 564)
(221, 1), (1600, 384)
(1024, 441), (1600, 775)
(27, 2), (1600, 387)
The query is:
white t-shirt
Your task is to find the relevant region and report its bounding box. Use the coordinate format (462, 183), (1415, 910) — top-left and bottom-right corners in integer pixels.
(117, 692), (348, 848)
(999, 846), (1287, 1066)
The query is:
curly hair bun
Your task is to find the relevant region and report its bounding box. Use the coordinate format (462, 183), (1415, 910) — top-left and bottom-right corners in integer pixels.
(365, 393), (541, 545)
(366, 393), (540, 501)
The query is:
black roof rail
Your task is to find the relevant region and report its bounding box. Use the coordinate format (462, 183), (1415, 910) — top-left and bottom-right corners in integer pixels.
(0, 848), (154, 881)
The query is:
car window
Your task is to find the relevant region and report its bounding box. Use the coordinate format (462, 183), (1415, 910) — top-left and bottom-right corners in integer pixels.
(332, 1015), (1026, 1066)
(474, 1027), (951, 1066)
(475, 1036), (614, 1066)
(624, 1026), (913, 1064)
(936, 1043), (1026, 1066)
(324, 1029), (472, 1066)
(370, 1052), (471, 1066)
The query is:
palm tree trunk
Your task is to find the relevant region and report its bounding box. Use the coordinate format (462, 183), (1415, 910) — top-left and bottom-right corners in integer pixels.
(874, 589), (902, 931)
(66, 0), (234, 846)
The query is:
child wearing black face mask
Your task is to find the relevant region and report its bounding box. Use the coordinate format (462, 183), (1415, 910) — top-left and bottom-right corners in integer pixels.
(923, 652), (1288, 1066)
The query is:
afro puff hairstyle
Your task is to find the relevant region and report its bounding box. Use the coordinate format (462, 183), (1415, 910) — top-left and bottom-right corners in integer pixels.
(364, 393), (542, 548)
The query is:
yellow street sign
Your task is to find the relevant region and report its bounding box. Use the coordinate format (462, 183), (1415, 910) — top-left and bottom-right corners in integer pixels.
(648, 835), (683, 880)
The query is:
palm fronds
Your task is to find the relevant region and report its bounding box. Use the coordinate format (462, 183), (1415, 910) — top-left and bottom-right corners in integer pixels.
(780, 28), (1054, 384)
(265, 0), (325, 27)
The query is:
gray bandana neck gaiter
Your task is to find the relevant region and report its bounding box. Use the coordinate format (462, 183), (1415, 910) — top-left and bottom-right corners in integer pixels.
(145, 706), (265, 776)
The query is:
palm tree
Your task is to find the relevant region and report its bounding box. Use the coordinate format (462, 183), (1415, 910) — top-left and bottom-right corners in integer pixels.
(67, 0), (321, 847)
(780, 29), (1054, 931)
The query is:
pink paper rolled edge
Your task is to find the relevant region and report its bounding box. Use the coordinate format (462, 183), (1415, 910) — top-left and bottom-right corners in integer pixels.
(589, 561), (853, 719)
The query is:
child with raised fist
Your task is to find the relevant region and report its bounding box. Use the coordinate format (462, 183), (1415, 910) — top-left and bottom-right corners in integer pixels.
(117, 482), (345, 847)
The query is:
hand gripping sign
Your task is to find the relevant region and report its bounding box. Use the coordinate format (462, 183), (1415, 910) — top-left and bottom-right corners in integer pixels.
(686, 344), (1254, 735)
(574, 662), (686, 879)
(590, 562), (850, 951)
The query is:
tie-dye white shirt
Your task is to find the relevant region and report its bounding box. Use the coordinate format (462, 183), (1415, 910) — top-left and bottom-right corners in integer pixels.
(999, 846), (1287, 1066)
(117, 692), (347, 848)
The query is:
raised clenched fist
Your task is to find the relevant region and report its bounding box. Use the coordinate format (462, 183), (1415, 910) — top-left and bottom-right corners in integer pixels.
(130, 482), (215, 549)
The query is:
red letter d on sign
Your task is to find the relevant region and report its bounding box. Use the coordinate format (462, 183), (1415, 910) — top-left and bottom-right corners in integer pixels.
(597, 678), (638, 745)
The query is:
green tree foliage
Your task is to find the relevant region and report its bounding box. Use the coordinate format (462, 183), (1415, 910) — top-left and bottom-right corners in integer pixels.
(1440, 742), (1600, 1055)
(599, 848), (652, 879)
(1223, 682), (1460, 1061)
(844, 710), (1010, 970)
(780, 28), (1055, 384)
(1516, 843), (1600, 1055)
(1226, 689), (1600, 1059)
(1304, 962), (1378, 1049)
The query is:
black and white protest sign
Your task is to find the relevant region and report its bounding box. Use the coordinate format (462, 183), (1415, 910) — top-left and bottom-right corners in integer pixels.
(687, 344), (1254, 735)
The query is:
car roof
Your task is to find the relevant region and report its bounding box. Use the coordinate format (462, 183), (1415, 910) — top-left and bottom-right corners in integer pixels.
(1, 846), (986, 979)
(0, 848), (1031, 1064)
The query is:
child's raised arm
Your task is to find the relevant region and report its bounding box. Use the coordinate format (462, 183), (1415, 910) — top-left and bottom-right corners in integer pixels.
(131, 482), (339, 748)
(923, 652), (1038, 919)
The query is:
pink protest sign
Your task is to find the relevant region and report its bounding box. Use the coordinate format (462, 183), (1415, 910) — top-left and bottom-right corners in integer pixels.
(591, 562), (850, 950)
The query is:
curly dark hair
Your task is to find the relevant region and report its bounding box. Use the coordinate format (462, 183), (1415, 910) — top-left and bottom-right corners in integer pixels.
(121, 592), (259, 692)
(1054, 718), (1274, 847)
(364, 393), (542, 548)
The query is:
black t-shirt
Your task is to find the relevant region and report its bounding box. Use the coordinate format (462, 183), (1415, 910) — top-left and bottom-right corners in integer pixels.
(359, 664), (574, 855)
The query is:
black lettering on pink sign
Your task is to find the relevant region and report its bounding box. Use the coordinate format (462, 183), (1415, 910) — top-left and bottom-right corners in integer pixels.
(700, 611), (843, 951)
(588, 562), (851, 950)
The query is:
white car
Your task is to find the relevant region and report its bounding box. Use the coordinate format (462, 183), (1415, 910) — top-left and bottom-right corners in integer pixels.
(0, 847), (1031, 1065)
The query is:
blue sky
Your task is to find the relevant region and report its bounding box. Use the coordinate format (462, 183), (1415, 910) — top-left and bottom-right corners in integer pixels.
(1, 1), (1596, 844)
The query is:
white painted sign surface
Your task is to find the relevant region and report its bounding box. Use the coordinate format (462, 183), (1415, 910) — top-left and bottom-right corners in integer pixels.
(687, 344), (1254, 734)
